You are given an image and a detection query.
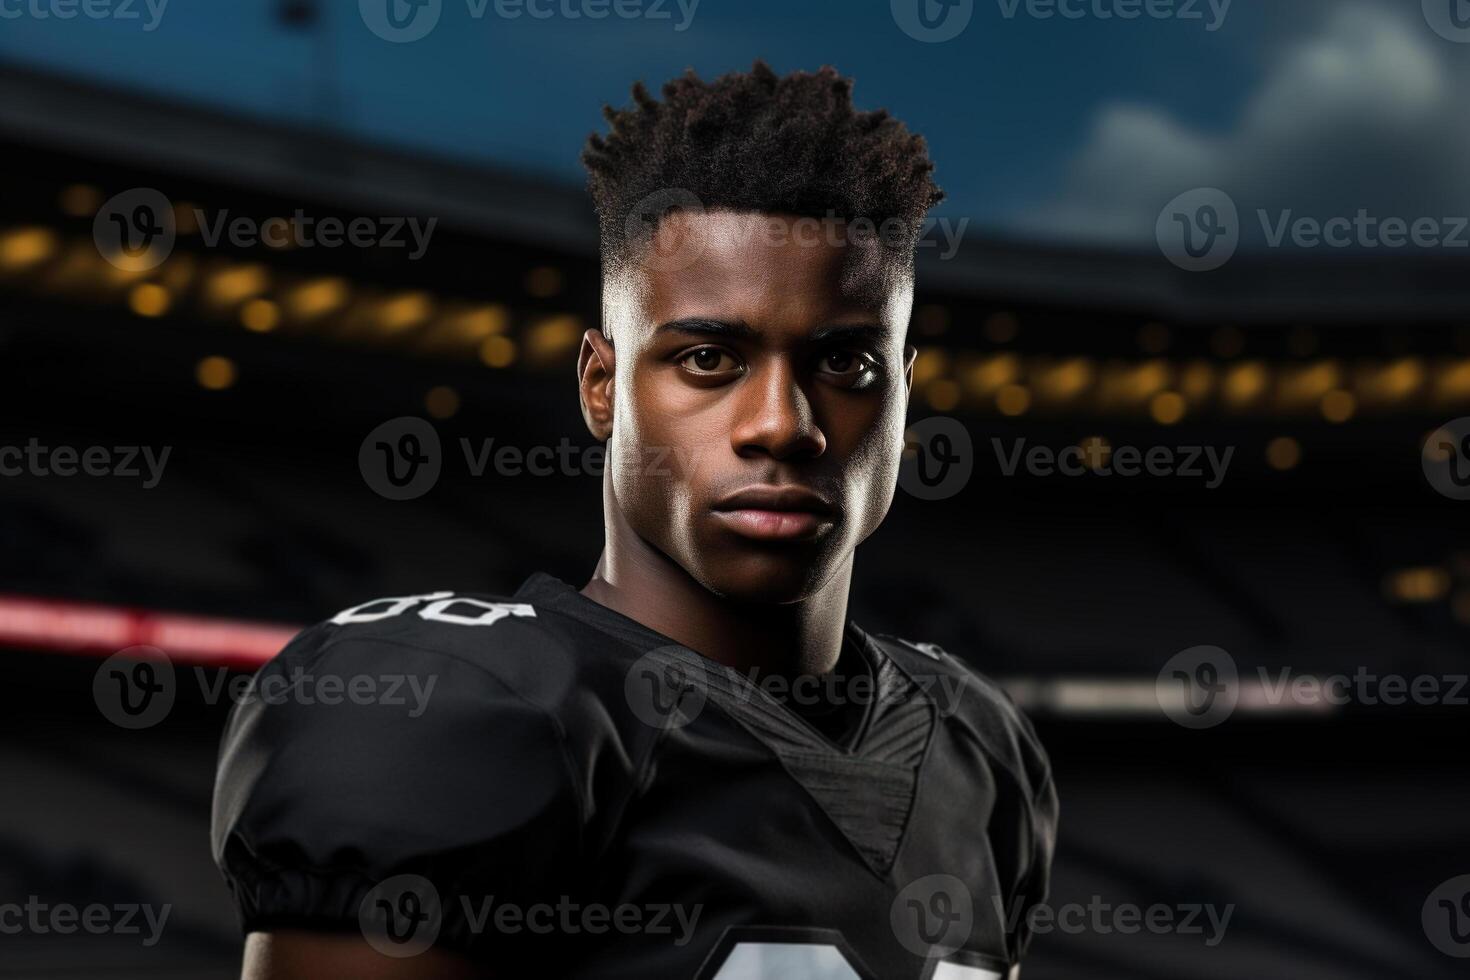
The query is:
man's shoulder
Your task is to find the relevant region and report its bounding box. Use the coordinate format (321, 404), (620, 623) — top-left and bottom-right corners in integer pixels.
(266, 588), (642, 721)
(866, 630), (1052, 799)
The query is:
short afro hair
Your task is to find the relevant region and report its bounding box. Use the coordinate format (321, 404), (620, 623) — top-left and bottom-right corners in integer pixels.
(583, 61), (944, 270)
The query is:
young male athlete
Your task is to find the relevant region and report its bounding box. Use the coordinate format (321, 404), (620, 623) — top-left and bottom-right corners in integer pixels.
(212, 62), (1057, 980)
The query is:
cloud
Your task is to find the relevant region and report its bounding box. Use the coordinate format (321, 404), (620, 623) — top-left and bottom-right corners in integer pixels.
(1020, 4), (1466, 246)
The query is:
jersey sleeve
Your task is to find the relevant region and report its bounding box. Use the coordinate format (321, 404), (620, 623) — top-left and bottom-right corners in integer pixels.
(209, 619), (586, 959)
(1011, 764), (1059, 962)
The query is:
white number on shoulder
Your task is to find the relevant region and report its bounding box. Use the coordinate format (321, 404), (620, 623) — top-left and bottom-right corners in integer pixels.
(330, 592), (536, 627)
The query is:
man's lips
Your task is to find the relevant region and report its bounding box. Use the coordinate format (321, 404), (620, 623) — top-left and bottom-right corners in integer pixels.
(710, 485), (837, 542)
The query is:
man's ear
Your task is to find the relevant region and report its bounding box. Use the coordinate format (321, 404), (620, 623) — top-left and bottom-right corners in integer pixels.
(578, 328), (616, 441)
(903, 343), (917, 397)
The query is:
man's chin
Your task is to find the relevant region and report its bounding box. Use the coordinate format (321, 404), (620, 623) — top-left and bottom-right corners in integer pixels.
(693, 549), (839, 605)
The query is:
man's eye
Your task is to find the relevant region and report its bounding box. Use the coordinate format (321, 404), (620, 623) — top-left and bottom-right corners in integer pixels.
(817, 349), (875, 381)
(679, 347), (740, 375)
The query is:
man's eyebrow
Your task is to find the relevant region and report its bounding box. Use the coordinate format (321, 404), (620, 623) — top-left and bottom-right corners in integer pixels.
(652, 319), (891, 344)
(653, 318), (757, 339)
(810, 323), (891, 344)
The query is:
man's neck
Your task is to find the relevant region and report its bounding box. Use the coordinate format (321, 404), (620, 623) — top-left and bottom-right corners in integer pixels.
(580, 512), (851, 678)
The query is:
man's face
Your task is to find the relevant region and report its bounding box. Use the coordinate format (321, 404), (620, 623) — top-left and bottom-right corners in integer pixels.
(588, 209), (916, 603)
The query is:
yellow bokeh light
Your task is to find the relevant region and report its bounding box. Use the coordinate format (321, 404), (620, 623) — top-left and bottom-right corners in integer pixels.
(1179, 361), (1216, 402)
(1034, 358), (1093, 402)
(196, 355), (237, 390)
(527, 315), (583, 364)
(206, 264), (268, 305)
(287, 278), (349, 319)
(964, 353), (1019, 394)
(0, 228), (58, 269)
(377, 292), (432, 332)
(1222, 362), (1268, 407)
(240, 299), (281, 333)
(996, 384), (1031, 417)
(425, 385), (460, 419)
(1150, 391), (1186, 425)
(1265, 436), (1301, 471)
(58, 184), (102, 217)
(926, 379), (961, 411)
(128, 282), (171, 318)
(1384, 567), (1450, 604)
(912, 348), (950, 388)
(451, 304), (508, 340)
(480, 335), (518, 368)
(1321, 389), (1356, 423)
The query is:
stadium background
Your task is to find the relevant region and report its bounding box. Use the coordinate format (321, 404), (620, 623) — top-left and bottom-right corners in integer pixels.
(1, 2), (1469, 977)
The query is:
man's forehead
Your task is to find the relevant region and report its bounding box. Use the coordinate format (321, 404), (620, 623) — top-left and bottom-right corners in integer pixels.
(631, 209), (910, 332)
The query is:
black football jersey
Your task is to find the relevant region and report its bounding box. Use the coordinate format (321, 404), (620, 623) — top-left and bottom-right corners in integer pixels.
(211, 574), (1057, 979)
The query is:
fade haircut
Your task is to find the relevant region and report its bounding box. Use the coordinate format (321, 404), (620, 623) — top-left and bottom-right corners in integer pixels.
(582, 61), (944, 273)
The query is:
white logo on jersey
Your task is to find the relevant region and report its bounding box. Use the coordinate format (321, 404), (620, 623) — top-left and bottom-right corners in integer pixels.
(330, 592), (535, 627)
